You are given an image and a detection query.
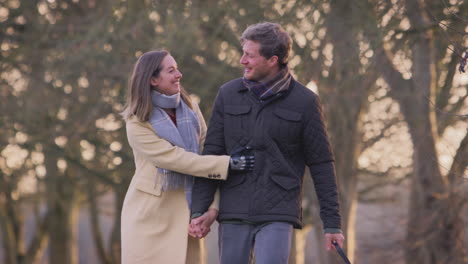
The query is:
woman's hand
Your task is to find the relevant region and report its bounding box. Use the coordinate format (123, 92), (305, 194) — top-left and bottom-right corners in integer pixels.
(189, 208), (218, 238)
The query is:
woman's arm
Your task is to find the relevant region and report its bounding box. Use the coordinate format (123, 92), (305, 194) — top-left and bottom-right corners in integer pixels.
(126, 118), (230, 180)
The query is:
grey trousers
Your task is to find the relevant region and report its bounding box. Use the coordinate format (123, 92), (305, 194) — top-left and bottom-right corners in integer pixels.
(218, 222), (293, 264)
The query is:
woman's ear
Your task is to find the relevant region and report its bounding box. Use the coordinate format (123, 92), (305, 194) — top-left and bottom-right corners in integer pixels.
(150, 76), (159, 87)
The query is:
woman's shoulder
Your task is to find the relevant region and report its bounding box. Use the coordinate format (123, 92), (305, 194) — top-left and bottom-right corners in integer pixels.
(125, 115), (152, 131)
(125, 115), (139, 125)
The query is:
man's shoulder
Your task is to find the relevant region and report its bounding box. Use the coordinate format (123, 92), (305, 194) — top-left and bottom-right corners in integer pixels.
(219, 78), (244, 92)
(290, 79), (319, 102)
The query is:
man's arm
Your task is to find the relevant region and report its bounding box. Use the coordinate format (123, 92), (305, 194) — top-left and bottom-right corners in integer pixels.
(303, 94), (344, 248)
(308, 162), (341, 231)
(191, 89), (227, 216)
(309, 162), (344, 249)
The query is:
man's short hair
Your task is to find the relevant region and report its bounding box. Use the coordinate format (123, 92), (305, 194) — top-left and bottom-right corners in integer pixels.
(240, 22), (292, 68)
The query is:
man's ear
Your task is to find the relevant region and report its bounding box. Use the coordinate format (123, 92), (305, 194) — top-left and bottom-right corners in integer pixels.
(268, 55), (279, 67)
(150, 76), (159, 87)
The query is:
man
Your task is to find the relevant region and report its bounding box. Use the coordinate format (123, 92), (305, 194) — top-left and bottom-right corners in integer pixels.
(190, 22), (344, 264)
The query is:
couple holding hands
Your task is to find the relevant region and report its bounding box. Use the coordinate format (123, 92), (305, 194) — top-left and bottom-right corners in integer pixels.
(121, 22), (344, 264)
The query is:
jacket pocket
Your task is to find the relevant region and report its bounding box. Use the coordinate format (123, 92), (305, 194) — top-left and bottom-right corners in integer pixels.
(224, 105), (251, 136)
(272, 108), (302, 144)
(258, 172), (300, 211)
(135, 176), (162, 197)
(274, 108), (302, 122)
(225, 105), (251, 115)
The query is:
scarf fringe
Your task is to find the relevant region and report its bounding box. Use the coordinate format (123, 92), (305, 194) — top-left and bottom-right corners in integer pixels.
(150, 95), (200, 200)
(156, 168), (193, 191)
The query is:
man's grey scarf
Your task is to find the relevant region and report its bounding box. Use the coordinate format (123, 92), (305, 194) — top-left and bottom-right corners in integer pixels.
(149, 90), (200, 205)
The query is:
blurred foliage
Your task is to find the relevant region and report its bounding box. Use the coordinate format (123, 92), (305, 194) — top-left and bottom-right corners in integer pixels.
(0, 0), (466, 263)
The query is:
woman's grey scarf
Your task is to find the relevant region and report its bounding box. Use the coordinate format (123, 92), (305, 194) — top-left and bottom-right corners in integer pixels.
(149, 90), (200, 206)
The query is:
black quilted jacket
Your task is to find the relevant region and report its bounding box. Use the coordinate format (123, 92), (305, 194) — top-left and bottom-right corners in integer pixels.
(191, 78), (341, 229)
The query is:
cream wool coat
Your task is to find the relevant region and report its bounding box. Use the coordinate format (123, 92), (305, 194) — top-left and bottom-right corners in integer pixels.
(121, 103), (230, 264)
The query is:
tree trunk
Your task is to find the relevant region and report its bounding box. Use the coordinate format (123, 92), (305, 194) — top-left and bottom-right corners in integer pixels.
(110, 176), (130, 264)
(402, 87), (465, 263)
(318, 1), (373, 262)
(367, 1), (467, 262)
(0, 205), (18, 264)
(288, 230), (297, 264)
(401, 2), (465, 263)
(88, 179), (112, 264)
(44, 147), (78, 264)
(22, 210), (50, 264)
(0, 171), (27, 264)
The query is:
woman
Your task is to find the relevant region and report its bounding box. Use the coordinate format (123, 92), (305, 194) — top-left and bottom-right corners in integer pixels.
(120, 50), (253, 264)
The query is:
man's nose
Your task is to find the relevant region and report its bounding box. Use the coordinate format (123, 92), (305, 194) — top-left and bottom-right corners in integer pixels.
(240, 55), (247, 65)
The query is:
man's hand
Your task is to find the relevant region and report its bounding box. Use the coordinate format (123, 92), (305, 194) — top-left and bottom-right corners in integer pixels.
(325, 232), (345, 251)
(189, 208), (218, 238)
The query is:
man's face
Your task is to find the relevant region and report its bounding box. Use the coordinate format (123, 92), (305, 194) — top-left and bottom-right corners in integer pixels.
(240, 40), (276, 82)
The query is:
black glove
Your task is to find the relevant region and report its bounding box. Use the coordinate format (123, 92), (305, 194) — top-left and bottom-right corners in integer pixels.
(229, 146), (255, 171)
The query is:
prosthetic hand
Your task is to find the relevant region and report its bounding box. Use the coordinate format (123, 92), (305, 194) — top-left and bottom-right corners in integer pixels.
(229, 146), (255, 171)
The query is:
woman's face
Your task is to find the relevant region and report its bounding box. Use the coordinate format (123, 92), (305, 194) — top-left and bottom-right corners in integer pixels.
(151, 55), (182, 95)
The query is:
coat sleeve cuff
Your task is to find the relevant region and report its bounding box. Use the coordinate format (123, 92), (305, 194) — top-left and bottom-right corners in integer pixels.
(324, 228), (342, 234)
(207, 188), (220, 210)
(191, 212), (203, 219)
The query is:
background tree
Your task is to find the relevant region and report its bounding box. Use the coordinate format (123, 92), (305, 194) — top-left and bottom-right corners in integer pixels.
(0, 0), (466, 263)
(361, 0), (467, 263)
